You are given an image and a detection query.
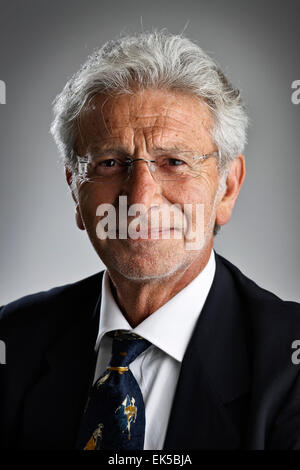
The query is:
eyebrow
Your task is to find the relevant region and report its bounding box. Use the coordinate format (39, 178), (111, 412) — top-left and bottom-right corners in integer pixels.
(88, 145), (196, 156)
(88, 146), (130, 158)
(151, 146), (195, 154)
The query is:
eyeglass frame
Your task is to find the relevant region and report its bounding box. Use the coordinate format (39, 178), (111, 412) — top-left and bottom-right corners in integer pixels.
(75, 149), (220, 183)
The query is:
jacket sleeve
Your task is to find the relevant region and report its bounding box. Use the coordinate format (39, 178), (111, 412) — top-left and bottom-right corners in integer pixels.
(0, 306), (6, 443)
(268, 369), (300, 449)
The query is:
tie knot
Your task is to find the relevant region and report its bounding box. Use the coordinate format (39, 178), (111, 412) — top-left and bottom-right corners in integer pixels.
(108, 330), (151, 369)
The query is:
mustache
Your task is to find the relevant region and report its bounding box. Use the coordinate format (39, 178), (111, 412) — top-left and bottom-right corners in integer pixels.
(95, 200), (206, 248)
(114, 205), (186, 232)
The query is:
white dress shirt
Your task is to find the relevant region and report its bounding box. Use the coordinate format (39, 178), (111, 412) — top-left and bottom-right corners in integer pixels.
(93, 250), (216, 450)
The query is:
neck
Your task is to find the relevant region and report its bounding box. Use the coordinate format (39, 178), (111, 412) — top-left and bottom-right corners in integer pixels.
(107, 243), (213, 328)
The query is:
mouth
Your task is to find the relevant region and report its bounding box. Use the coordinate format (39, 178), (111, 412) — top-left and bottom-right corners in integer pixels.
(135, 227), (176, 239)
(110, 227), (181, 241)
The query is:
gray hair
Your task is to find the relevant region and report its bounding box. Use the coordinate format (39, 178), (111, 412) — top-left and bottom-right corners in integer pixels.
(50, 30), (248, 173)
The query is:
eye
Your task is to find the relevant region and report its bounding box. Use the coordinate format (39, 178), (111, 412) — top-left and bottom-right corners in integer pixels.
(98, 159), (117, 168)
(166, 158), (186, 166)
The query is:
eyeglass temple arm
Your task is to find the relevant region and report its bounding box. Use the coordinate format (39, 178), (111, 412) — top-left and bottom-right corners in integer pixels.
(76, 151), (220, 166)
(192, 150), (220, 161)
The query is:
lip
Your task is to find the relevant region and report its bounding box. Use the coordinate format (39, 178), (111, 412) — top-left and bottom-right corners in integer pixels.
(112, 227), (180, 240)
(137, 228), (175, 238)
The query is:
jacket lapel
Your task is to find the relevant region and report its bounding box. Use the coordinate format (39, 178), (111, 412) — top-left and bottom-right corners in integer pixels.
(15, 255), (249, 450)
(164, 254), (250, 449)
(18, 275), (103, 449)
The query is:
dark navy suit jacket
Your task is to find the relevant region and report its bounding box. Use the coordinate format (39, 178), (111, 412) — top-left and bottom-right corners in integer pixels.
(1, 253), (300, 449)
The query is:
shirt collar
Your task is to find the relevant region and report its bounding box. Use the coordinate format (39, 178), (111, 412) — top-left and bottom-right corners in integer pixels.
(95, 250), (216, 362)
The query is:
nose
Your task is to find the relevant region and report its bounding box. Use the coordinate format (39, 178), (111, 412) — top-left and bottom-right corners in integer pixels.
(120, 159), (162, 208)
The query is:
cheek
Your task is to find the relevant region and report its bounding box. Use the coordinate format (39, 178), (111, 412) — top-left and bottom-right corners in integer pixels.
(77, 185), (112, 232)
(165, 175), (219, 236)
(195, 171), (220, 215)
(166, 173), (218, 210)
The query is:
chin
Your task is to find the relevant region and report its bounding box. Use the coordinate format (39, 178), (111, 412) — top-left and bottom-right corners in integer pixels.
(105, 250), (198, 283)
(110, 265), (181, 282)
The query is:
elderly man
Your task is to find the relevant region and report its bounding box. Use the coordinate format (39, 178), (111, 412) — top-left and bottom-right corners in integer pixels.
(1, 31), (300, 451)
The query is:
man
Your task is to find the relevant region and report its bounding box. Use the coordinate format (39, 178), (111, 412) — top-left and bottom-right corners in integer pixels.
(1, 30), (300, 450)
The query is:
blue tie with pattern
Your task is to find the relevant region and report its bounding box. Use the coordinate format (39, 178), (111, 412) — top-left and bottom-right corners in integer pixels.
(76, 330), (151, 450)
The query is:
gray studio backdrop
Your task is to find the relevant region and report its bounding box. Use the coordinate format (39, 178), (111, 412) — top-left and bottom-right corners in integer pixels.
(0, 0), (299, 304)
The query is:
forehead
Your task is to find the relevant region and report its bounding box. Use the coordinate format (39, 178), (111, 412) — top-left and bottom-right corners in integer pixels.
(75, 89), (213, 152)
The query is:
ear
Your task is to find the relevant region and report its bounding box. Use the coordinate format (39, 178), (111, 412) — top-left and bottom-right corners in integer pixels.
(65, 167), (85, 231)
(215, 155), (246, 227)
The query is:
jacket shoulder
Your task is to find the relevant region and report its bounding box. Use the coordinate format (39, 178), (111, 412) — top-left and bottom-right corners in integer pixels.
(216, 253), (300, 364)
(218, 253), (300, 313)
(0, 271), (104, 329)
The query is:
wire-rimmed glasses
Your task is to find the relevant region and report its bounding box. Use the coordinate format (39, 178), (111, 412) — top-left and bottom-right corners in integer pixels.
(76, 149), (220, 183)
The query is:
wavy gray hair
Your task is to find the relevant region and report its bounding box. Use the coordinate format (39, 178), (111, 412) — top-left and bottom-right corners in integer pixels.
(50, 30), (248, 235)
(50, 30), (248, 172)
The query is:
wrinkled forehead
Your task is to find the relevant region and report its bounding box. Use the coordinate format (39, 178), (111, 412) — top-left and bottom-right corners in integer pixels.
(75, 89), (214, 153)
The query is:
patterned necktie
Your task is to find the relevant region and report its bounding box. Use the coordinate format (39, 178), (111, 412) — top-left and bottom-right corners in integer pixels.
(76, 330), (151, 450)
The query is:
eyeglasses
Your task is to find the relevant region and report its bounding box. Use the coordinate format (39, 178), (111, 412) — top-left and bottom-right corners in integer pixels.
(76, 149), (219, 183)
